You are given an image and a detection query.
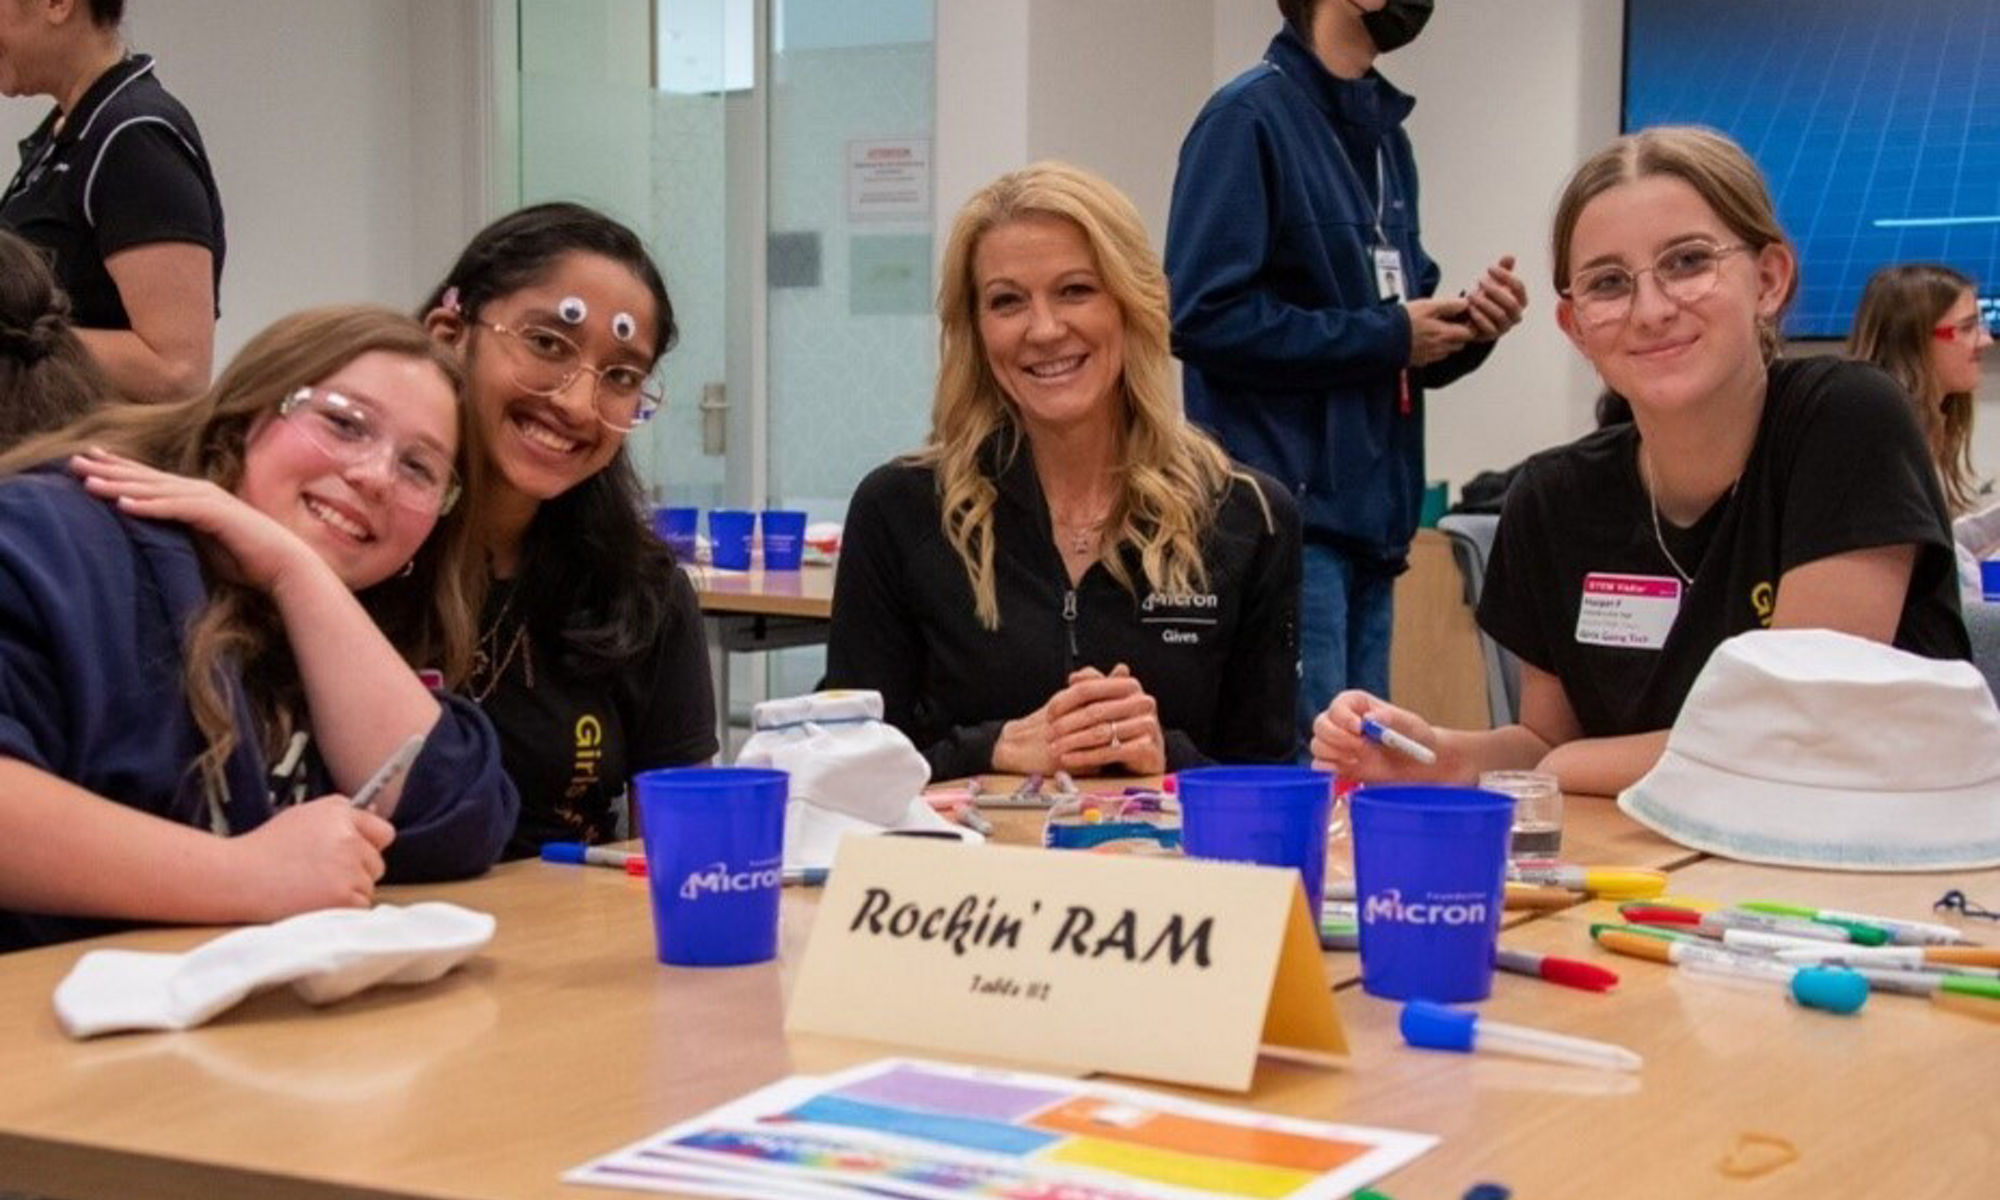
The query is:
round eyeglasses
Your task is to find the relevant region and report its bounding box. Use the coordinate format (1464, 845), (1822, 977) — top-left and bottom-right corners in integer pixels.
(278, 387), (462, 515)
(1562, 241), (1750, 329)
(476, 320), (663, 432)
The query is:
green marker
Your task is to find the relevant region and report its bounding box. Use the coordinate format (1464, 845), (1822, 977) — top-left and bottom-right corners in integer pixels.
(1738, 900), (1962, 947)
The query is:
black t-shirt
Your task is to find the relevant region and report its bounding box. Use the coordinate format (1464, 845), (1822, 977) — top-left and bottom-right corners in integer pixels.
(0, 56), (224, 330)
(824, 442), (1302, 778)
(476, 568), (718, 859)
(1479, 357), (1967, 738)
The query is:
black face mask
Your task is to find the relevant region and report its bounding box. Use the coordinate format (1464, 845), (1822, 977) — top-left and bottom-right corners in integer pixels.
(1352, 0), (1434, 54)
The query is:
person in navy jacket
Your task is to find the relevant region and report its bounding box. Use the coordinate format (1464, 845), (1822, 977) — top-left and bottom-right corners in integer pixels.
(0, 305), (516, 951)
(1166, 0), (1526, 752)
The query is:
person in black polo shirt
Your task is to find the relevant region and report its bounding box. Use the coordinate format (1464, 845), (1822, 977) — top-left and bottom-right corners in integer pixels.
(0, 0), (224, 403)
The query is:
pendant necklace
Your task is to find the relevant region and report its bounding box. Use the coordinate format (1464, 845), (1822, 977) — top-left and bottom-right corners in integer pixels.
(1642, 444), (1734, 588)
(471, 586), (533, 702)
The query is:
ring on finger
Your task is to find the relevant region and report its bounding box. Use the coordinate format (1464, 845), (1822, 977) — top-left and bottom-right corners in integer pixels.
(1106, 721), (1120, 749)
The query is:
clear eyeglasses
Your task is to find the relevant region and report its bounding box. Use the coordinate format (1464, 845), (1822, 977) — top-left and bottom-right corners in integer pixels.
(478, 320), (663, 432)
(1562, 240), (1750, 329)
(279, 387), (462, 515)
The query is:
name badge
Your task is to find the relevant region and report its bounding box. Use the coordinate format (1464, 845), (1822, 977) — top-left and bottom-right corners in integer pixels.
(1372, 245), (1406, 303)
(1574, 572), (1681, 650)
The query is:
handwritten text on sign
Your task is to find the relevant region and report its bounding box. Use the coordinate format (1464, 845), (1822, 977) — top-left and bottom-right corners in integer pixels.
(787, 839), (1343, 1091)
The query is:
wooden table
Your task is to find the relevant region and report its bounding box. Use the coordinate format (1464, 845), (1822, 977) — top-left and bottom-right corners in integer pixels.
(2, 800), (1994, 1199)
(684, 563), (836, 744)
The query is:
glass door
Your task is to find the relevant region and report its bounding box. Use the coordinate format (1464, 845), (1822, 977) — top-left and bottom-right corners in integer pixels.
(511, 0), (758, 510)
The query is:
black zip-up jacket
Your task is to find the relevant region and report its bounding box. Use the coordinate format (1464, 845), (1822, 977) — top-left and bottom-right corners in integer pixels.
(825, 440), (1301, 780)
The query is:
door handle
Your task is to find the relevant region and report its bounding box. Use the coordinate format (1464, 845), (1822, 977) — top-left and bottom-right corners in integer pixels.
(699, 381), (727, 456)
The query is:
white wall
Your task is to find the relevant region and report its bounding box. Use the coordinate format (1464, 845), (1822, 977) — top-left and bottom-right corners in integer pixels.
(1025, 0), (1213, 245)
(0, 0), (485, 368)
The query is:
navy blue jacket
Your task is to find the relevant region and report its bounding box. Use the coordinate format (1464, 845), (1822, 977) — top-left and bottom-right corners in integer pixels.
(1166, 26), (1491, 567)
(0, 471), (518, 951)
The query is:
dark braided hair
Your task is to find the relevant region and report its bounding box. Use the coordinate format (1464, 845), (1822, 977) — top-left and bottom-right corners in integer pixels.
(0, 231), (108, 449)
(420, 202), (685, 675)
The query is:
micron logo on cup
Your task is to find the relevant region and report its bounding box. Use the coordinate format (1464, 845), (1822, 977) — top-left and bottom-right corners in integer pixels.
(678, 860), (783, 901)
(1362, 887), (1490, 927)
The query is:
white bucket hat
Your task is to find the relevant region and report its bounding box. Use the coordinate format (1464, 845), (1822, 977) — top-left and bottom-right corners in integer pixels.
(1618, 628), (2000, 871)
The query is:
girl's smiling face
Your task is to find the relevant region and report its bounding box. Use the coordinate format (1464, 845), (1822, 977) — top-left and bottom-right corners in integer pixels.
(456, 251), (660, 504)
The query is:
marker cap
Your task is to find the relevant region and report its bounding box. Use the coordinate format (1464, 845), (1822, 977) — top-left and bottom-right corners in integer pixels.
(540, 843), (588, 864)
(1399, 999), (1477, 1053)
(1789, 967), (1869, 1015)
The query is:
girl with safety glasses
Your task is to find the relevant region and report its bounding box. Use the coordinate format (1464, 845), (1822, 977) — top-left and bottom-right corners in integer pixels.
(421, 204), (717, 858)
(0, 305), (517, 951)
(1850, 264), (1999, 599)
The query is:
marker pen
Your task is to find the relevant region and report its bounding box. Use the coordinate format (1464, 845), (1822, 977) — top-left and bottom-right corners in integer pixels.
(1358, 717), (1436, 765)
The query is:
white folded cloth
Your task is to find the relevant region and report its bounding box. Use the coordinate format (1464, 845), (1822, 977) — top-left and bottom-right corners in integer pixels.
(53, 902), (494, 1039)
(735, 689), (980, 869)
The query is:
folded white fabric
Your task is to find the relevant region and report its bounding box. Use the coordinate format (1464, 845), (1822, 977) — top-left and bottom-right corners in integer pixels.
(54, 902), (495, 1039)
(735, 689), (979, 869)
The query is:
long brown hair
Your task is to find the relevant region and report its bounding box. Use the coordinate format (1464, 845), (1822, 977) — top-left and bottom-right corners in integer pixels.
(924, 161), (1263, 629)
(0, 305), (481, 799)
(1849, 263), (1982, 515)
(0, 230), (109, 448)
(1552, 126), (1797, 362)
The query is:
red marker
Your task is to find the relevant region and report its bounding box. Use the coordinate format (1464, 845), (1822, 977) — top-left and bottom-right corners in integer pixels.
(1495, 947), (1619, 992)
(1620, 904), (1702, 926)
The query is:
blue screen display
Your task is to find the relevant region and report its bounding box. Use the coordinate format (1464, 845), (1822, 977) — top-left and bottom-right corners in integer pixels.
(1623, 0), (2000, 339)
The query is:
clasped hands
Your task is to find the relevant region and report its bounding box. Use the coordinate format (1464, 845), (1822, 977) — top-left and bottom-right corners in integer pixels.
(993, 664), (1166, 777)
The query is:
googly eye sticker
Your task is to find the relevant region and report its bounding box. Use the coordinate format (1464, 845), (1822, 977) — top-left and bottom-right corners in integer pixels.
(556, 296), (588, 325)
(611, 311), (637, 342)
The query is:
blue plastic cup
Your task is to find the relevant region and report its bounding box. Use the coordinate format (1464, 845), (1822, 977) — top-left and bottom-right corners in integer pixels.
(708, 509), (756, 570)
(653, 506), (699, 561)
(1177, 766), (1333, 916)
(634, 767), (787, 967)
(760, 509), (808, 571)
(1350, 784), (1514, 1002)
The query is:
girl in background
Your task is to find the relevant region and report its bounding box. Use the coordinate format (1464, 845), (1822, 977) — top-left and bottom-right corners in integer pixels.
(1849, 263), (1997, 596)
(0, 228), (107, 447)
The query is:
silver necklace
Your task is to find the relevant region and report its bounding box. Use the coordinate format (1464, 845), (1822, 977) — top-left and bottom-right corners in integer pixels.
(1641, 445), (1734, 588)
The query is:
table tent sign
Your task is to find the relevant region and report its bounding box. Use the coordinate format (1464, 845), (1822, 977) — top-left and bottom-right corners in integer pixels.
(787, 838), (1346, 1091)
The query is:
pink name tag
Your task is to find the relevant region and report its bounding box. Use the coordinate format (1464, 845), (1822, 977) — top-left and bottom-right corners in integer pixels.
(1574, 572), (1681, 650)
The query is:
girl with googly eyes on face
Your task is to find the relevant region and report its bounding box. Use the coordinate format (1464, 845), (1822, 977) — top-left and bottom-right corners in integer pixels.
(420, 203), (718, 858)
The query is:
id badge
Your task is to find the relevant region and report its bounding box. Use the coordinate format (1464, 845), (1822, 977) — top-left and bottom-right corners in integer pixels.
(1372, 245), (1407, 303)
(1574, 573), (1681, 650)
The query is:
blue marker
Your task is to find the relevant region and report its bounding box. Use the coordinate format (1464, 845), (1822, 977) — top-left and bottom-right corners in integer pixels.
(1359, 717), (1436, 765)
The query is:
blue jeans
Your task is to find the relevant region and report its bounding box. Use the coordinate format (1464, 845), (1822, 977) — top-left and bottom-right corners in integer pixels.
(1297, 541), (1395, 759)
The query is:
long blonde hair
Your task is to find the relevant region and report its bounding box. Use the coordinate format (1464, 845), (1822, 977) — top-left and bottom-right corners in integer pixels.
(0, 305), (480, 800)
(1552, 126), (1797, 362)
(923, 161), (1258, 629)
(1849, 263), (1982, 515)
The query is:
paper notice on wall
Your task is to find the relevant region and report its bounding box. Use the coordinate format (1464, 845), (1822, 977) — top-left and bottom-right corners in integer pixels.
(848, 138), (931, 223)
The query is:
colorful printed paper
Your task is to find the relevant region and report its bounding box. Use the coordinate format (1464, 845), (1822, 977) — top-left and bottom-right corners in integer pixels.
(567, 1058), (1434, 1199)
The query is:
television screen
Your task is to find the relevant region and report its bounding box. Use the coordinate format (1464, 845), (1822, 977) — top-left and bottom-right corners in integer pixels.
(1623, 0), (2000, 339)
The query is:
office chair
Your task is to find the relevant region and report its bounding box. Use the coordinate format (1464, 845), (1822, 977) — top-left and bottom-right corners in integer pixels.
(1436, 513), (1520, 727)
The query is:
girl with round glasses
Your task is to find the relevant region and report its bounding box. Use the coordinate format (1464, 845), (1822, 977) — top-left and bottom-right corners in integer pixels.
(1313, 126), (1966, 796)
(1849, 263), (1998, 600)
(0, 305), (516, 951)
(422, 203), (717, 858)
